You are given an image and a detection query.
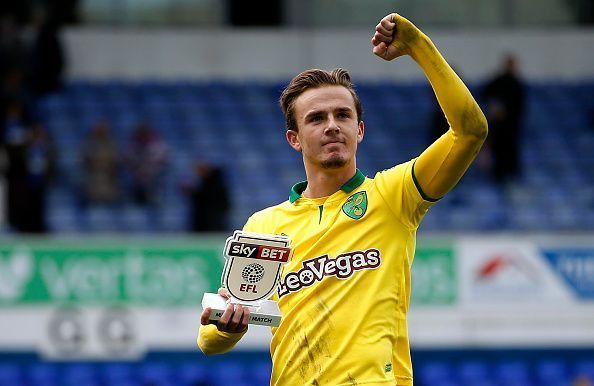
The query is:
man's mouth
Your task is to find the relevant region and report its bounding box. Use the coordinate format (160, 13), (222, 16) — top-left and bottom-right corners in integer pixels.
(322, 140), (343, 146)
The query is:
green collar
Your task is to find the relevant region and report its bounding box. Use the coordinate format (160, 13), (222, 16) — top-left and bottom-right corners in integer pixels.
(289, 169), (365, 203)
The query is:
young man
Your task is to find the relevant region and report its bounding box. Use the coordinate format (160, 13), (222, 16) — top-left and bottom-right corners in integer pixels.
(199, 13), (487, 386)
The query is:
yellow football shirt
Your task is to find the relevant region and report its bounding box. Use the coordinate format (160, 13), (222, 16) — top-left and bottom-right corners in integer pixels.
(240, 159), (435, 386)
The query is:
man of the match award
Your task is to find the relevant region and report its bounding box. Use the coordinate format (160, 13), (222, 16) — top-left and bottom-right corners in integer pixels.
(201, 231), (292, 327)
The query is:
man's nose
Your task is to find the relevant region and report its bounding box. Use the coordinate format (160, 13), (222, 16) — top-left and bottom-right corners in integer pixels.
(324, 116), (340, 134)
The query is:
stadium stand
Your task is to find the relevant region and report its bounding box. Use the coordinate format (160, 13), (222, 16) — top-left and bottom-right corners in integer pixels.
(1, 350), (593, 385)
(36, 80), (594, 233)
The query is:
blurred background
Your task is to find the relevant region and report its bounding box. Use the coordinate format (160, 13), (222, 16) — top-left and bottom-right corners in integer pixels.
(0, 0), (593, 385)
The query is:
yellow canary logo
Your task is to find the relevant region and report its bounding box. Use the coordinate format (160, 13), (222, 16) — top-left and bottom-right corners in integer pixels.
(342, 191), (368, 220)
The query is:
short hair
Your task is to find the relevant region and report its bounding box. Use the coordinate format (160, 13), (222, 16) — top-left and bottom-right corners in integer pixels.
(279, 68), (363, 132)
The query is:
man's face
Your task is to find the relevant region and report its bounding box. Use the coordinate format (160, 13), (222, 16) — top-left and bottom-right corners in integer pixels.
(287, 85), (364, 170)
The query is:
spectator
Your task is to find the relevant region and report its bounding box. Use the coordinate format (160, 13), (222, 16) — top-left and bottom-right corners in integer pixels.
(125, 122), (168, 207)
(182, 161), (230, 232)
(3, 101), (30, 232)
(1, 102), (53, 232)
(0, 16), (26, 92)
(80, 119), (121, 204)
(23, 122), (55, 232)
(26, 7), (65, 96)
(483, 54), (526, 183)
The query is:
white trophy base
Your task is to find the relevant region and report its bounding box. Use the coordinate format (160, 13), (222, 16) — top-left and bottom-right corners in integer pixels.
(201, 293), (282, 327)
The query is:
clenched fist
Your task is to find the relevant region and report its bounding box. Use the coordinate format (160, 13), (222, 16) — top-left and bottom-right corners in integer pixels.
(371, 13), (424, 61)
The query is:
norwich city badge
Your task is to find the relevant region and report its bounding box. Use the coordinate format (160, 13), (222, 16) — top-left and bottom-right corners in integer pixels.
(342, 191), (368, 220)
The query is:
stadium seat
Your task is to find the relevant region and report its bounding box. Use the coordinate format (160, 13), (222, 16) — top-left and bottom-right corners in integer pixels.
(251, 360), (273, 386)
(62, 364), (99, 386)
(0, 364), (22, 386)
(28, 363), (60, 385)
(103, 363), (135, 383)
(458, 361), (491, 384)
(419, 361), (453, 384)
(209, 361), (247, 385)
(139, 362), (175, 386)
(575, 360), (594, 379)
(495, 361), (533, 386)
(536, 360), (571, 386)
(176, 362), (209, 386)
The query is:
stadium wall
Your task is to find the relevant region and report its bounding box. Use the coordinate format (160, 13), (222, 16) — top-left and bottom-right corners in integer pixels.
(62, 28), (594, 82)
(0, 234), (592, 359)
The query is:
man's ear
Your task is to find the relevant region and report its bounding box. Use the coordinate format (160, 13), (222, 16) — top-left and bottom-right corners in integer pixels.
(357, 121), (365, 144)
(286, 130), (302, 152)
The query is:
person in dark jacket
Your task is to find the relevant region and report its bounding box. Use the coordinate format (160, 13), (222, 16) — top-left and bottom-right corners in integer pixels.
(484, 54), (525, 183)
(184, 161), (230, 232)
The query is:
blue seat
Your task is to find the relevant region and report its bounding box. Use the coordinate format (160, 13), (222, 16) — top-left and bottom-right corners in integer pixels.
(176, 362), (208, 386)
(575, 360), (594, 379)
(28, 363), (59, 385)
(63, 364), (98, 386)
(140, 362), (174, 385)
(419, 361), (453, 384)
(103, 363), (135, 383)
(458, 361), (490, 384)
(251, 361), (272, 386)
(537, 360), (570, 386)
(496, 361), (533, 385)
(85, 206), (121, 232)
(119, 205), (155, 232)
(0, 364), (22, 385)
(48, 205), (81, 233)
(210, 362), (246, 385)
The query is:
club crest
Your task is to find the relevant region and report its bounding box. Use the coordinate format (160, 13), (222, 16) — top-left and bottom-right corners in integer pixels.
(342, 191), (367, 220)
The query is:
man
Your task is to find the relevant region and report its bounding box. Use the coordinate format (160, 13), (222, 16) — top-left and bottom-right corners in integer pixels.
(484, 54), (525, 183)
(198, 13), (487, 386)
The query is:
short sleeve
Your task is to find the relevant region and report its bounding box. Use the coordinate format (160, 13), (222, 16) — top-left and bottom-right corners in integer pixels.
(242, 214), (259, 232)
(373, 159), (437, 229)
(241, 209), (271, 233)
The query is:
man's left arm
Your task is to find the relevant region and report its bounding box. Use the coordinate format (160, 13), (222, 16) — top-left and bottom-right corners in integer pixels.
(373, 14), (488, 200)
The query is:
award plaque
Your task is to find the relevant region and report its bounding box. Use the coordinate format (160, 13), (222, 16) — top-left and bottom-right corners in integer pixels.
(201, 231), (292, 327)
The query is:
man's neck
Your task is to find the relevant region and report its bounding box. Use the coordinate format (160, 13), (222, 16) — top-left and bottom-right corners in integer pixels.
(302, 164), (357, 199)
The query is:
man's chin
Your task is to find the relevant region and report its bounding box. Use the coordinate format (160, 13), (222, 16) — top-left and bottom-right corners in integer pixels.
(320, 157), (348, 169)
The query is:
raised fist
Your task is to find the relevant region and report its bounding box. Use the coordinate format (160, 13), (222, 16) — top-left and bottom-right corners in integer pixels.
(371, 13), (423, 61)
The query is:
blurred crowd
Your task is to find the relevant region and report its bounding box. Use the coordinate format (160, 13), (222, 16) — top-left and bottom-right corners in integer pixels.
(0, 4), (232, 234)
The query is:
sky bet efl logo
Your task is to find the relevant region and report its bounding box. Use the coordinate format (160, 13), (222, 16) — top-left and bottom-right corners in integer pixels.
(222, 232), (292, 303)
(228, 242), (291, 262)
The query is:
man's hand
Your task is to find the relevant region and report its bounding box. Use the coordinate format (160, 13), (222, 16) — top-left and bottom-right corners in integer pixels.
(372, 13), (424, 61)
(200, 288), (250, 333)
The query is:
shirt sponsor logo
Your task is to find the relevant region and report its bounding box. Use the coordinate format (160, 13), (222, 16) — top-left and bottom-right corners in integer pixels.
(277, 248), (381, 297)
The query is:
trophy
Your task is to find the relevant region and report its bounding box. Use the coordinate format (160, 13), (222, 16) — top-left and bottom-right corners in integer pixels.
(201, 231), (292, 327)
